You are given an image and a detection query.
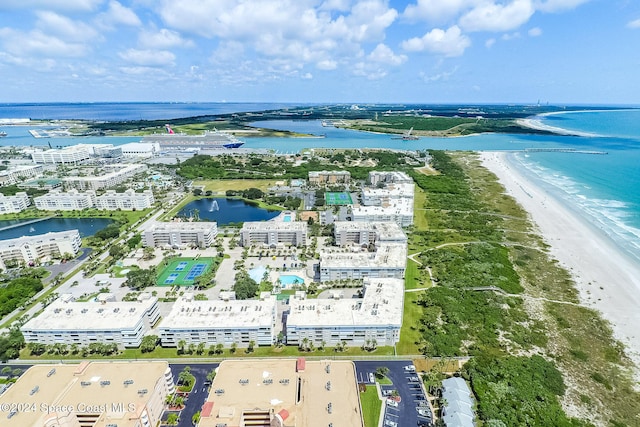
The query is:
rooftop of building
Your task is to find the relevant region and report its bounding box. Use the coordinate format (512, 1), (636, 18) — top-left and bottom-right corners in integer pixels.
(21, 297), (157, 332)
(351, 198), (414, 216)
(0, 229), (80, 246)
(288, 278), (404, 327)
(362, 183), (415, 198)
(158, 294), (276, 330)
(145, 220), (217, 232)
(199, 359), (363, 427)
(320, 243), (407, 269)
(334, 221), (407, 241)
(0, 361), (171, 427)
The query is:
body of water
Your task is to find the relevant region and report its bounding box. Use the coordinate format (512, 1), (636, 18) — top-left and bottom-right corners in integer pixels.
(178, 198), (280, 225)
(0, 217), (114, 240)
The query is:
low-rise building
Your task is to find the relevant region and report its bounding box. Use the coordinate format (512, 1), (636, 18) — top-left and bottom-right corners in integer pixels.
(334, 221), (407, 247)
(34, 189), (96, 211)
(32, 146), (91, 165)
(157, 293), (277, 348)
(0, 164), (43, 185)
(441, 377), (475, 427)
(0, 230), (81, 269)
(95, 189), (154, 210)
(286, 278), (404, 347)
(319, 243), (407, 282)
(361, 183), (414, 206)
(240, 212), (307, 247)
(21, 296), (160, 348)
(308, 170), (351, 185)
(0, 361), (175, 427)
(143, 221), (217, 248)
(119, 142), (160, 158)
(351, 200), (414, 227)
(64, 164), (147, 190)
(368, 170), (414, 186)
(0, 192), (30, 213)
(198, 359), (363, 427)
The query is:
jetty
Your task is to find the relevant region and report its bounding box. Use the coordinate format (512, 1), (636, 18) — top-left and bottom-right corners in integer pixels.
(524, 148), (608, 155)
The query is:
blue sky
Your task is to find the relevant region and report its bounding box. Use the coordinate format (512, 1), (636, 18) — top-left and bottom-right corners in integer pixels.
(0, 0), (638, 104)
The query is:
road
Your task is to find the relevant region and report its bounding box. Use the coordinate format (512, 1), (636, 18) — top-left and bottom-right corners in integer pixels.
(169, 363), (217, 427)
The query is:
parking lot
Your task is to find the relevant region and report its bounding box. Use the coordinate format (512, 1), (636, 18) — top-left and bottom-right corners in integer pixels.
(168, 363), (218, 427)
(355, 360), (434, 427)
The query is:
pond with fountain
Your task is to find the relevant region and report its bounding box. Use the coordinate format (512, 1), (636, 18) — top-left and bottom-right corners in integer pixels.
(177, 198), (280, 225)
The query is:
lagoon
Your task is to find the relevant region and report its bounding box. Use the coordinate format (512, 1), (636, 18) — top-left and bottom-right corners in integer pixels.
(0, 217), (114, 240)
(178, 198), (280, 225)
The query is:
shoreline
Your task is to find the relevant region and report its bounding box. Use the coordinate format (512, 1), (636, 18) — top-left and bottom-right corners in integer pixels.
(480, 151), (640, 371)
(516, 117), (598, 137)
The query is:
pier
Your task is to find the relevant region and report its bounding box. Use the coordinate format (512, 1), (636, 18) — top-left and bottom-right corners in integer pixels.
(524, 148), (608, 155)
(0, 216), (55, 233)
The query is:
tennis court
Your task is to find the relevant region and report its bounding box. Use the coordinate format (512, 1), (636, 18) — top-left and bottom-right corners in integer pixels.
(325, 192), (353, 205)
(156, 257), (215, 286)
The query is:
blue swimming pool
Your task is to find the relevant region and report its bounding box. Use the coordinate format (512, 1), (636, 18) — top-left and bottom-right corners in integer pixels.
(279, 275), (304, 286)
(283, 215), (292, 222)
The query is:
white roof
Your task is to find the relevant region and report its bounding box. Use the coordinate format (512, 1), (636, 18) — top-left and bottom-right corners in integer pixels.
(287, 278), (404, 328)
(334, 221), (407, 242)
(320, 243), (407, 269)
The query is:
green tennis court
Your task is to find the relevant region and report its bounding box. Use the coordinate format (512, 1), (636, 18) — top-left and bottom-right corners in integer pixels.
(156, 257), (214, 286)
(325, 192), (353, 205)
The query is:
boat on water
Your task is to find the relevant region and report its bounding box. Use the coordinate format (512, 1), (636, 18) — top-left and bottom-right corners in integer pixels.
(141, 125), (245, 149)
(0, 130), (7, 137)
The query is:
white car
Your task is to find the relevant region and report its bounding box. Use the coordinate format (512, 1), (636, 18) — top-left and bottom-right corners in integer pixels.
(403, 365), (416, 372)
(386, 399), (399, 408)
(384, 420), (398, 427)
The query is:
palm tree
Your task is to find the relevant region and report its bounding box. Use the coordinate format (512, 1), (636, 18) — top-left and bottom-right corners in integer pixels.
(177, 339), (186, 355)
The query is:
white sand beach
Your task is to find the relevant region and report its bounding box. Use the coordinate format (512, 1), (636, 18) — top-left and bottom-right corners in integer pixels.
(516, 118), (598, 137)
(480, 151), (640, 369)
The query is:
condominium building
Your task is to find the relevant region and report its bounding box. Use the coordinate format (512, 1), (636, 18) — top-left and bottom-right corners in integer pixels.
(95, 189), (155, 210)
(351, 200), (414, 227)
(319, 243), (407, 282)
(333, 221), (407, 247)
(34, 189), (96, 211)
(361, 183), (414, 206)
(0, 361), (175, 427)
(119, 142), (160, 158)
(368, 171), (414, 186)
(0, 230), (81, 269)
(240, 212), (307, 247)
(143, 221), (217, 248)
(198, 359), (363, 427)
(32, 146), (91, 165)
(157, 293), (277, 348)
(0, 164), (43, 185)
(63, 164), (147, 190)
(21, 296), (160, 348)
(308, 170), (351, 185)
(286, 278), (404, 347)
(0, 192), (30, 214)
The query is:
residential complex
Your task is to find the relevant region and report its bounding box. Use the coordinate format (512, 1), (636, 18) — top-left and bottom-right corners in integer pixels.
(0, 230), (81, 269)
(240, 212), (307, 247)
(308, 170), (351, 185)
(286, 278), (404, 347)
(333, 221), (407, 247)
(441, 377), (475, 427)
(31, 146), (91, 165)
(94, 189), (155, 210)
(34, 189), (154, 211)
(0, 164), (43, 185)
(198, 359), (363, 427)
(351, 200), (414, 227)
(157, 293), (277, 348)
(34, 189), (95, 211)
(319, 243), (407, 281)
(21, 296), (160, 348)
(368, 170), (414, 186)
(0, 361), (175, 427)
(143, 221), (217, 248)
(0, 191), (30, 213)
(63, 164), (147, 190)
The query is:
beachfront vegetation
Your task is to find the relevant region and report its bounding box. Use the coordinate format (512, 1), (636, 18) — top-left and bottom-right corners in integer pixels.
(407, 150), (640, 426)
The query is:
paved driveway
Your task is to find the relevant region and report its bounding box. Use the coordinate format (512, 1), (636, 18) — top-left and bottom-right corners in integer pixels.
(169, 363), (218, 427)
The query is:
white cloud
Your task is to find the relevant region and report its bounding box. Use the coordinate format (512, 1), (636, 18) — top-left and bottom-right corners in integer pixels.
(0, 28), (88, 57)
(627, 19), (640, 29)
(35, 11), (99, 42)
(420, 66), (458, 82)
(485, 38), (496, 48)
(534, 0), (591, 13)
(528, 26), (542, 36)
(352, 62), (387, 80)
(502, 32), (521, 40)
(118, 49), (175, 66)
(401, 25), (471, 57)
(459, 0), (535, 32)
(301, 72), (313, 79)
(139, 29), (193, 49)
(316, 59), (338, 70)
(367, 43), (407, 66)
(96, 1), (141, 29)
(0, 0), (102, 11)
(403, 0), (478, 23)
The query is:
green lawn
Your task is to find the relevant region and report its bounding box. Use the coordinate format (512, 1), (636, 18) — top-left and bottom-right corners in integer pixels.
(397, 292), (423, 355)
(360, 385), (382, 427)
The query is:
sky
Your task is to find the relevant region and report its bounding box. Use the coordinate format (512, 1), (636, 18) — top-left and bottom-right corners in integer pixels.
(0, 0), (639, 104)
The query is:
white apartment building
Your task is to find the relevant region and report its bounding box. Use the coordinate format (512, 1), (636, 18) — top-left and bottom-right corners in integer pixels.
(361, 183), (414, 206)
(308, 170), (351, 185)
(0, 164), (43, 185)
(351, 200), (414, 227)
(143, 221), (217, 248)
(319, 243), (407, 282)
(34, 189), (96, 211)
(286, 278), (404, 347)
(368, 171), (414, 186)
(21, 296), (160, 348)
(0, 192), (30, 214)
(95, 189), (155, 210)
(333, 221), (407, 247)
(0, 361), (175, 427)
(32, 147), (91, 165)
(64, 164), (147, 190)
(158, 293), (277, 348)
(0, 230), (81, 269)
(240, 212), (307, 247)
(119, 142), (160, 158)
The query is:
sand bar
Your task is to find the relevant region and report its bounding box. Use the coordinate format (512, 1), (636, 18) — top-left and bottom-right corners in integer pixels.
(480, 151), (640, 369)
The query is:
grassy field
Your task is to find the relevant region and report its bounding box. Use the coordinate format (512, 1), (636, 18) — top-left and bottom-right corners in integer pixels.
(360, 386), (382, 427)
(193, 179), (277, 193)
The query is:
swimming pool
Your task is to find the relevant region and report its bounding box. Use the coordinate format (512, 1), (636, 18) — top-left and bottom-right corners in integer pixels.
(283, 215), (292, 222)
(279, 275), (304, 287)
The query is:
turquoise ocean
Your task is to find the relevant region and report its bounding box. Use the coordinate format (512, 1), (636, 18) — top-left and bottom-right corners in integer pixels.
(1, 104), (638, 262)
